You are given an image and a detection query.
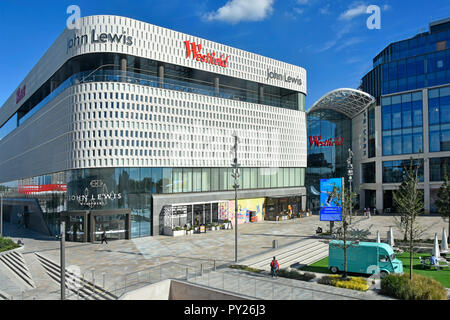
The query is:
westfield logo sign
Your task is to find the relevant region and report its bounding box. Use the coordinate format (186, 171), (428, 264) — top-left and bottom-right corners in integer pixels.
(309, 136), (344, 147)
(184, 41), (229, 68)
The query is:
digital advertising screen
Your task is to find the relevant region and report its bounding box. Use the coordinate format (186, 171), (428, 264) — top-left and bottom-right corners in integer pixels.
(319, 178), (343, 221)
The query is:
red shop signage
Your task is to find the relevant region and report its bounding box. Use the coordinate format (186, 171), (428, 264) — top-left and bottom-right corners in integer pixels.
(184, 40), (229, 68)
(309, 136), (344, 147)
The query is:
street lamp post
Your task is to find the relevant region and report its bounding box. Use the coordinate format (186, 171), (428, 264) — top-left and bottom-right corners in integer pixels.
(60, 221), (66, 300)
(347, 148), (354, 223)
(0, 193), (3, 237)
(231, 133), (240, 263)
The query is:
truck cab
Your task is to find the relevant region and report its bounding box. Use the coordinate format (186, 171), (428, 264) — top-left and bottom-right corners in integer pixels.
(328, 240), (403, 278)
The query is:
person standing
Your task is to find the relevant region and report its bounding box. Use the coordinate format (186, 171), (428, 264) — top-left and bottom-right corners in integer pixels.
(101, 230), (108, 244)
(270, 256), (279, 278)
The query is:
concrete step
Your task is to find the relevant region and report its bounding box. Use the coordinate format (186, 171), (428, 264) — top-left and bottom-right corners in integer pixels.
(34, 253), (117, 300)
(294, 251), (329, 269)
(0, 251), (35, 288)
(255, 242), (328, 268)
(279, 244), (328, 268)
(250, 241), (328, 270)
(242, 238), (319, 267)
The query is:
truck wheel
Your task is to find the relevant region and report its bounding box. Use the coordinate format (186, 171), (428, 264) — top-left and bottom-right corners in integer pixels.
(380, 271), (388, 279)
(330, 266), (339, 274)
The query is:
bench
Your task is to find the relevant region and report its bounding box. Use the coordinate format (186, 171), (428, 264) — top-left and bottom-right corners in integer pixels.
(419, 256), (450, 270)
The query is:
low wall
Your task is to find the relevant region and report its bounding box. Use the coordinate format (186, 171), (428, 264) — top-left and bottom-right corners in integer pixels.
(119, 279), (250, 300)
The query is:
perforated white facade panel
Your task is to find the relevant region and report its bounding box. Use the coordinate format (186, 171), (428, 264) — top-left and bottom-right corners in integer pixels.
(0, 15), (307, 183)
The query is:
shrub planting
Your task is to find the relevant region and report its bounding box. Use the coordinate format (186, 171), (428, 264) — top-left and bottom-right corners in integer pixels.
(318, 275), (369, 291)
(380, 273), (447, 300)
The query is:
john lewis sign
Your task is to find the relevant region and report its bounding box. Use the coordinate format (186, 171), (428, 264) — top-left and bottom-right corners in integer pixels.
(67, 30), (133, 53)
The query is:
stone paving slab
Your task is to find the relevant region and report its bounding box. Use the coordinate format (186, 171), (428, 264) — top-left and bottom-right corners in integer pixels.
(0, 214), (447, 299)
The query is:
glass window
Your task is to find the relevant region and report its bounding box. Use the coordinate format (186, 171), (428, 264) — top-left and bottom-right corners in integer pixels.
(391, 104), (402, 129)
(172, 168), (183, 193)
(402, 101), (412, 128)
(430, 130), (440, 152)
(257, 168), (265, 189)
(210, 168), (219, 191)
(283, 168), (290, 187)
(219, 168), (228, 191)
(277, 167), (283, 187)
(413, 133), (423, 153)
(402, 134), (412, 154)
(242, 168), (250, 189)
(382, 105), (392, 130)
(182, 168), (192, 193)
(294, 168), (301, 186)
(152, 168), (162, 193)
(442, 130), (450, 151)
(392, 135), (402, 155)
(193, 168), (202, 192)
(162, 168), (172, 193)
(383, 136), (392, 156)
(271, 168), (279, 188)
(440, 95), (450, 123)
(201, 168), (210, 192)
(251, 168), (258, 189)
(412, 100), (423, 127)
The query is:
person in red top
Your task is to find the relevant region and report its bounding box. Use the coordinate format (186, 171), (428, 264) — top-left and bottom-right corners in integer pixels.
(270, 256), (279, 278)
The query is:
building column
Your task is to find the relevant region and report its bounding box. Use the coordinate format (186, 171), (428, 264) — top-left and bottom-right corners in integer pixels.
(376, 186), (383, 213)
(258, 84), (264, 104)
(214, 77), (219, 96)
(120, 56), (127, 82)
(158, 63), (164, 88)
(301, 195), (306, 211)
(422, 88), (431, 214)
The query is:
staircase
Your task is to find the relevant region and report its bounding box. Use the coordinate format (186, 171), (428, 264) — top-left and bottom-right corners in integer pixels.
(0, 250), (35, 288)
(240, 238), (329, 271)
(35, 253), (117, 300)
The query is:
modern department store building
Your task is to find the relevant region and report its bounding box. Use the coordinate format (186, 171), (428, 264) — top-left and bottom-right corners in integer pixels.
(307, 17), (450, 214)
(0, 15), (307, 241)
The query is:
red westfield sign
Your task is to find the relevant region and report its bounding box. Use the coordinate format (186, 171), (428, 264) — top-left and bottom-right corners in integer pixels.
(184, 40), (229, 68)
(309, 136), (344, 147)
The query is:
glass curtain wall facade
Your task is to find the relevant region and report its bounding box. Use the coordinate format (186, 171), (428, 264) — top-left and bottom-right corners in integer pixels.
(381, 91), (423, 156)
(306, 109), (352, 212)
(2, 166), (305, 237)
(362, 27), (450, 101)
(429, 85), (450, 152)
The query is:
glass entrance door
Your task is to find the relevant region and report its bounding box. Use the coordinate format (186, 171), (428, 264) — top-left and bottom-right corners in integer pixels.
(93, 214), (127, 241)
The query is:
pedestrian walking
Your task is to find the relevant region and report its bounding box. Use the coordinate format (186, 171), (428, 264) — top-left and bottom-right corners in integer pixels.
(270, 256), (279, 278)
(101, 230), (108, 244)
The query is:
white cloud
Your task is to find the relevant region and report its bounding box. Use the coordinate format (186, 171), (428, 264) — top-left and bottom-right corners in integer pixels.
(296, 0), (311, 4)
(294, 7), (304, 15)
(319, 4), (331, 15)
(383, 4), (391, 11)
(339, 3), (368, 21)
(204, 0), (274, 24)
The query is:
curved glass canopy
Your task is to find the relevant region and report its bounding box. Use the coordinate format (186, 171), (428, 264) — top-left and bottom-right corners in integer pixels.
(307, 88), (375, 119)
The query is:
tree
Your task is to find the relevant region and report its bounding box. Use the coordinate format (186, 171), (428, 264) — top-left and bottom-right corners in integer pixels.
(392, 158), (424, 280)
(435, 162), (450, 240)
(331, 183), (359, 279)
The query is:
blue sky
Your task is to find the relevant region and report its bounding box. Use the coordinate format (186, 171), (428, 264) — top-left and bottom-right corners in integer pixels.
(0, 0), (449, 110)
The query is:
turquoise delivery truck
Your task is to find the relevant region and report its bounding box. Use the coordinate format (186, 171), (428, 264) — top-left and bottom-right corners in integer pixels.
(328, 240), (403, 278)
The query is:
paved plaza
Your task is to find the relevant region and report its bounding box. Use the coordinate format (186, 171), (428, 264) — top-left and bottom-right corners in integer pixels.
(0, 213), (447, 300)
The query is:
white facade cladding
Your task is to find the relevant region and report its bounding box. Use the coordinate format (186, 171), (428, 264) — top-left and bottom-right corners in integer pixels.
(0, 15), (306, 127)
(0, 15), (307, 239)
